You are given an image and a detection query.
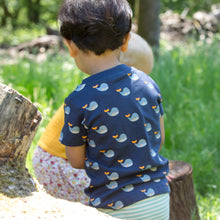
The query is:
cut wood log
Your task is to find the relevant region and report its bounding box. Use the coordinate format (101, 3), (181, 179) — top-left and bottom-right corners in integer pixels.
(0, 83), (42, 164)
(169, 160), (200, 220)
(0, 83), (42, 197)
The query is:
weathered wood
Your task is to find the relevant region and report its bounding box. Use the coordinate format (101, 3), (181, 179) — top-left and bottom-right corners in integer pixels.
(169, 160), (200, 220)
(0, 83), (42, 164)
(0, 83), (42, 197)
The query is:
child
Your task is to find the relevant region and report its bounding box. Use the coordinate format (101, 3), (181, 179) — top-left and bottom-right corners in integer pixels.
(32, 33), (154, 205)
(58, 0), (170, 219)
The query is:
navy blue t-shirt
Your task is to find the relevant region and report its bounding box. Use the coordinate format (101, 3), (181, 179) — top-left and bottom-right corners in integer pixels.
(60, 64), (170, 209)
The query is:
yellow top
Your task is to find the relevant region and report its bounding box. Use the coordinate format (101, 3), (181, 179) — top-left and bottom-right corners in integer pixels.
(37, 104), (67, 159)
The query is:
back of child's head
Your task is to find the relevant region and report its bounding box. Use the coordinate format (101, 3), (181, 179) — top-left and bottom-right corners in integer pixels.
(58, 0), (132, 55)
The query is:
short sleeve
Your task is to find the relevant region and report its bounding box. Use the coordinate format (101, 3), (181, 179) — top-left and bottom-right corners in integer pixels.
(59, 97), (87, 147)
(158, 94), (164, 116)
(152, 79), (164, 117)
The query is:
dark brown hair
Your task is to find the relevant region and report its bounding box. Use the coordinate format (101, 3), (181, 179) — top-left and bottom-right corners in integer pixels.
(58, 0), (132, 55)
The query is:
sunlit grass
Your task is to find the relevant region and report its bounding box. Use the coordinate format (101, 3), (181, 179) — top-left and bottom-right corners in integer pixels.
(0, 24), (46, 47)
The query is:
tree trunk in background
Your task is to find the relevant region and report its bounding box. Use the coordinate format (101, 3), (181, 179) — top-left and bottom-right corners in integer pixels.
(0, 0), (21, 27)
(137, 0), (161, 55)
(26, 0), (41, 23)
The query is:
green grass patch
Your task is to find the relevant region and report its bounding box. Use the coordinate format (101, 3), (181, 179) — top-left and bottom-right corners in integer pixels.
(0, 25), (46, 47)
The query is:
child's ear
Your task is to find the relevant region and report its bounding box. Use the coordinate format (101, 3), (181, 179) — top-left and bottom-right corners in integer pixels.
(121, 32), (131, 53)
(63, 39), (78, 57)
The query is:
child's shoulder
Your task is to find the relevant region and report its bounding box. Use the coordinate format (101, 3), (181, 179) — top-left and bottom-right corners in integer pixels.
(131, 66), (162, 93)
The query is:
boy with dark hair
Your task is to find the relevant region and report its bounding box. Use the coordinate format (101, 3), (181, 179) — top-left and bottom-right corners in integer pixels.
(58, 0), (170, 219)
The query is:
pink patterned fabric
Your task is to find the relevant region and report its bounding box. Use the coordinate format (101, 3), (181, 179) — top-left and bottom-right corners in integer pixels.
(32, 146), (90, 205)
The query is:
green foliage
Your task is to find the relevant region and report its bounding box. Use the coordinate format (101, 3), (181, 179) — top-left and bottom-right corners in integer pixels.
(161, 0), (220, 14)
(0, 24), (45, 47)
(152, 39), (220, 198)
(40, 0), (62, 24)
(1, 0), (219, 32)
(0, 52), (87, 131)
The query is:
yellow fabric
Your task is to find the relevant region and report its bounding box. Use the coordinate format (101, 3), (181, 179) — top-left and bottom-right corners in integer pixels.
(38, 104), (67, 159)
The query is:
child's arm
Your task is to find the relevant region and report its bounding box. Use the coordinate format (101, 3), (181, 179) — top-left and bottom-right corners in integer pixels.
(65, 144), (86, 169)
(159, 116), (165, 152)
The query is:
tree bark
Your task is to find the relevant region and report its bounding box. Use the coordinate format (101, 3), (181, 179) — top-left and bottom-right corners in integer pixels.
(169, 161), (200, 220)
(25, 0), (41, 23)
(0, 83), (42, 197)
(0, 83), (42, 164)
(137, 0), (161, 54)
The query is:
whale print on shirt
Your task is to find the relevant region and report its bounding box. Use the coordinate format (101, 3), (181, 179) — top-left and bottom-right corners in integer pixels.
(136, 97), (148, 106)
(125, 113), (139, 122)
(113, 133), (127, 143)
(145, 81), (154, 89)
(59, 132), (63, 142)
(152, 105), (160, 114)
(64, 105), (70, 115)
(106, 181), (118, 189)
(94, 125), (108, 134)
(132, 139), (147, 148)
(150, 149), (157, 157)
(108, 201), (124, 210)
(145, 123), (152, 132)
(93, 83), (109, 92)
(128, 73), (139, 81)
(88, 140), (96, 148)
(105, 172), (119, 181)
(141, 188), (155, 197)
(122, 184), (134, 192)
(91, 162), (99, 170)
(68, 123), (80, 134)
(75, 84), (86, 92)
(116, 87), (130, 96)
(90, 197), (101, 207)
(118, 159), (133, 168)
(104, 107), (119, 117)
(137, 174), (151, 182)
(150, 167), (157, 172)
(154, 179), (161, 183)
(101, 149), (115, 158)
(82, 101), (98, 111)
(154, 131), (161, 139)
(85, 160), (90, 168)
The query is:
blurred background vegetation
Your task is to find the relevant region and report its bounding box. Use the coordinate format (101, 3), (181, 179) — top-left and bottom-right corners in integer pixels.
(0, 0), (220, 47)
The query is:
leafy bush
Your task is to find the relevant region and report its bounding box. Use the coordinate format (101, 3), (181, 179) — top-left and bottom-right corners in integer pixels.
(162, 0), (220, 14)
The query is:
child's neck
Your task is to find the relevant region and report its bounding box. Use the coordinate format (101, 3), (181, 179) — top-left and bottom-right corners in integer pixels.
(76, 49), (121, 76)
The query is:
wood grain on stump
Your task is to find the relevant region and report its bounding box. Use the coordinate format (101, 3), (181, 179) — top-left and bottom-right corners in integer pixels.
(0, 83), (42, 197)
(169, 160), (200, 220)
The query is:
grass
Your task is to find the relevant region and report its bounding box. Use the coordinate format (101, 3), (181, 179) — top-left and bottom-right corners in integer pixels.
(0, 38), (220, 219)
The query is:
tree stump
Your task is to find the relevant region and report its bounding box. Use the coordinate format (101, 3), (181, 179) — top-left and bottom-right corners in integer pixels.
(0, 83), (42, 197)
(169, 160), (200, 220)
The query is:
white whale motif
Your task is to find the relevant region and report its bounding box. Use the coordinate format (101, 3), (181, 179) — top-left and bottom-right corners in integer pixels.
(75, 84), (86, 91)
(64, 106), (70, 115)
(96, 83), (109, 92)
